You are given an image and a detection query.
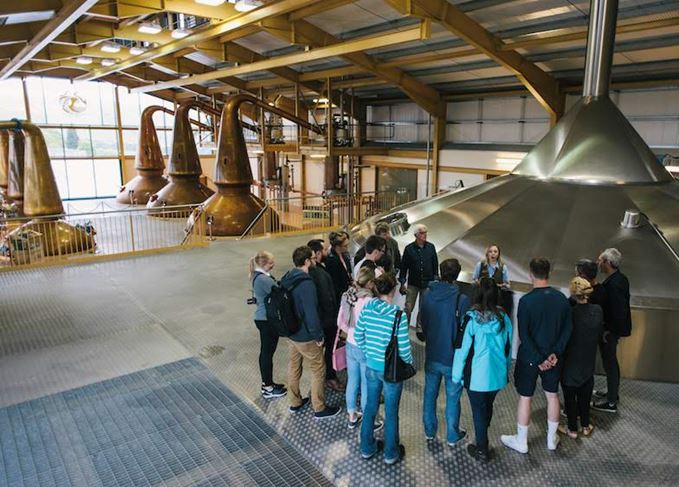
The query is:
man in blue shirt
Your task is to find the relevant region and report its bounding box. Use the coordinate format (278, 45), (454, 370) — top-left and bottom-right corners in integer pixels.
(420, 259), (470, 446)
(501, 258), (572, 454)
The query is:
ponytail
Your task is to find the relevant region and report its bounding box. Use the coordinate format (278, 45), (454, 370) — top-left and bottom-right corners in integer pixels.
(249, 250), (274, 279)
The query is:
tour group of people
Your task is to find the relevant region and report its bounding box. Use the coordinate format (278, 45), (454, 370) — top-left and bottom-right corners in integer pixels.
(248, 223), (631, 465)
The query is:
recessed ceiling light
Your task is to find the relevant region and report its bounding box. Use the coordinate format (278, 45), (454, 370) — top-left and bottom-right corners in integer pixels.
(171, 28), (191, 39)
(235, 0), (259, 12)
(101, 58), (116, 67)
(138, 22), (162, 34)
(76, 56), (93, 65)
(100, 42), (121, 53)
(130, 46), (146, 56)
(195, 0), (226, 5)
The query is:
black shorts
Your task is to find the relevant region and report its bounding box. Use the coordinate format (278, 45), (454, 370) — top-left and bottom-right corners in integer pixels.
(514, 360), (561, 397)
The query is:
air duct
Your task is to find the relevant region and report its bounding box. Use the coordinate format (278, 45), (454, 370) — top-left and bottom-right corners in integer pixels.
(351, 0), (679, 382)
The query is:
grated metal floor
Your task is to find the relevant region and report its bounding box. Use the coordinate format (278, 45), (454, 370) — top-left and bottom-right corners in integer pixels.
(1, 237), (678, 486)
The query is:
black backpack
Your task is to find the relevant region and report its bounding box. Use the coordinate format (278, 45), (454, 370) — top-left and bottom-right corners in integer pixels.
(264, 279), (302, 337)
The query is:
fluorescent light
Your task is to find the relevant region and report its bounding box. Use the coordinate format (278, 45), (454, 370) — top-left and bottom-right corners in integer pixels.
(308, 154), (327, 159)
(138, 22), (162, 35)
(100, 42), (120, 53)
(129, 46), (146, 56)
(76, 56), (93, 65)
(195, 0), (226, 5)
(313, 98), (329, 103)
(101, 58), (116, 67)
(235, 0), (259, 12)
(171, 28), (191, 39)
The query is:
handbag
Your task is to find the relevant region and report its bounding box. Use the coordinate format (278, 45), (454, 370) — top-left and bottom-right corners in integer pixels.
(332, 327), (347, 371)
(385, 310), (416, 383)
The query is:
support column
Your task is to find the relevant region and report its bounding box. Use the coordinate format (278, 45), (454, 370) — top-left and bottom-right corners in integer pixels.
(431, 108), (446, 195)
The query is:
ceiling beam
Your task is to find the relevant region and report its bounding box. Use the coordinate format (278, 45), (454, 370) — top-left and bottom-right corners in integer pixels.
(288, 0), (355, 21)
(0, 0), (98, 80)
(386, 0), (564, 119)
(76, 0), (323, 81)
(131, 24), (428, 93)
(88, 0), (239, 19)
(262, 18), (445, 116)
(0, 0), (62, 16)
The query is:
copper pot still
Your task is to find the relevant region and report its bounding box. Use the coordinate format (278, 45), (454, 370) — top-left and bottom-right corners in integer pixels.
(147, 101), (213, 213)
(1, 121), (94, 256)
(0, 129), (9, 197)
(117, 106), (169, 204)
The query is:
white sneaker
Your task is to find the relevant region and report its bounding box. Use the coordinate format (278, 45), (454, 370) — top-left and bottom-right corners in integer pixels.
(547, 433), (560, 451)
(501, 434), (528, 454)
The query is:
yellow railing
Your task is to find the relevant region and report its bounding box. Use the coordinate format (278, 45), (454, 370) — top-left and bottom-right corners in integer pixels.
(0, 204), (208, 270)
(242, 191), (411, 238)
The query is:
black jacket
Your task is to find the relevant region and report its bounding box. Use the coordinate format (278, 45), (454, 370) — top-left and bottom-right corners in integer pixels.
(353, 238), (401, 273)
(399, 241), (439, 288)
(601, 270), (632, 337)
(309, 263), (338, 329)
(325, 250), (352, 304)
(562, 303), (604, 387)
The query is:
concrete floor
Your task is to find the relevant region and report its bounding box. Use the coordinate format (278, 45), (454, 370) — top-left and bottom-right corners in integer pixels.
(1, 236), (678, 486)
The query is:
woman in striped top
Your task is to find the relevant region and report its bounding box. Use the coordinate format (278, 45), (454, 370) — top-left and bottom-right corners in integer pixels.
(355, 273), (413, 465)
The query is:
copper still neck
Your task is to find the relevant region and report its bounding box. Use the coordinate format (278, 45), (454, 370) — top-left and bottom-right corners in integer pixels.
(0, 129), (8, 193)
(167, 101), (202, 177)
(135, 105), (167, 172)
(22, 122), (64, 216)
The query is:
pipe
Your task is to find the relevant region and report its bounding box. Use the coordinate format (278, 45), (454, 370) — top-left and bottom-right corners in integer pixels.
(582, 0), (618, 98)
(425, 114), (432, 197)
(0, 129), (8, 194)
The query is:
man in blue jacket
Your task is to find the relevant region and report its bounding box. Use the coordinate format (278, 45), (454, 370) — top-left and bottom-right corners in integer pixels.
(420, 258), (470, 446)
(501, 258), (572, 454)
(281, 246), (341, 420)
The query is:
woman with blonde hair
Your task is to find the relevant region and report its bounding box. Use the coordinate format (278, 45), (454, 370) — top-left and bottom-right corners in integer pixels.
(559, 276), (603, 439)
(472, 244), (509, 287)
(337, 266), (380, 429)
(326, 231), (353, 303)
(250, 250), (287, 399)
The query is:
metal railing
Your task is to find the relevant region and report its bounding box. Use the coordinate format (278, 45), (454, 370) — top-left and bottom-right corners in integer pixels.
(241, 190), (411, 238)
(0, 204), (208, 270)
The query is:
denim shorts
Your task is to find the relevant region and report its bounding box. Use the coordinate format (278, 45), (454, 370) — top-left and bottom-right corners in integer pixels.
(514, 360), (561, 396)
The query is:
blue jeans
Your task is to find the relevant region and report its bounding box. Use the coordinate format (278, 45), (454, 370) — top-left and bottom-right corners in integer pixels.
(345, 342), (367, 415)
(422, 361), (464, 443)
(360, 368), (403, 462)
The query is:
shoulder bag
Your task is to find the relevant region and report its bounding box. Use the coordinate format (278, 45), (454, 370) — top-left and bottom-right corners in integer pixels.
(385, 310), (416, 383)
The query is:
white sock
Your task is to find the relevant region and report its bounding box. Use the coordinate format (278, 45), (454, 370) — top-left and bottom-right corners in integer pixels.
(517, 424), (528, 443)
(547, 420), (559, 437)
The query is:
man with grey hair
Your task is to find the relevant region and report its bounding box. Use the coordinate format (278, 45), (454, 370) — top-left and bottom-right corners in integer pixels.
(399, 224), (439, 336)
(592, 248), (631, 413)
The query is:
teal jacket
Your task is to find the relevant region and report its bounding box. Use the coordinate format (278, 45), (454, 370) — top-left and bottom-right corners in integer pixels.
(452, 309), (513, 392)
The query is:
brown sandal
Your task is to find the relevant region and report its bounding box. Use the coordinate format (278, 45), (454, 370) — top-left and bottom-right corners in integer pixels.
(581, 424), (594, 437)
(558, 424), (578, 439)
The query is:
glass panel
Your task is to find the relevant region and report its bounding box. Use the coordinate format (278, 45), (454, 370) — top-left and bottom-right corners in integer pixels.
(51, 159), (69, 199)
(43, 78), (87, 125)
(25, 77), (47, 124)
(63, 128), (93, 157)
(98, 82), (117, 126)
(42, 128), (65, 159)
(66, 80), (104, 125)
(93, 159), (121, 197)
(90, 129), (119, 157)
(376, 168), (417, 201)
(122, 129), (138, 158)
(65, 159), (95, 199)
(118, 88), (141, 127)
(0, 78), (26, 120)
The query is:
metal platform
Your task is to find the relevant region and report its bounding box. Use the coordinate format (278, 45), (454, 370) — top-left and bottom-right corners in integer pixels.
(1, 238), (678, 486)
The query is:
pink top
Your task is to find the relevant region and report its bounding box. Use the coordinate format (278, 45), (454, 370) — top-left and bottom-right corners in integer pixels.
(337, 294), (372, 346)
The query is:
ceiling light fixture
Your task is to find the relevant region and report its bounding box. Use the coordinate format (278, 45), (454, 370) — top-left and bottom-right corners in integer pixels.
(76, 56), (93, 65)
(234, 0), (260, 12)
(195, 0), (227, 5)
(171, 28), (191, 39)
(101, 58), (116, 67)
(100, 42), (121, 53)
(130, 46), (146, 56)
(138, 22), (162, 35)
(313, 98), (329, 104)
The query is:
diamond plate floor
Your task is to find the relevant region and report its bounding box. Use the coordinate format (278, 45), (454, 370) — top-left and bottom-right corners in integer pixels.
(1, 237), (679, 486)
(0, 358), (331, 487)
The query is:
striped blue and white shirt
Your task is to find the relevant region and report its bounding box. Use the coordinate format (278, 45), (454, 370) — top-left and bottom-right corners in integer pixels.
(355, 298), (413, 372)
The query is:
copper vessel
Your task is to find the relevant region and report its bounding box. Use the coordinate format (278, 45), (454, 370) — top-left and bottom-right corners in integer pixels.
(147, 101), (213, 211)
(1, 121), (94, 256)
(117, 105), (169, 204)
(0, 129), (8, 197)
(6, 128), (25, 212)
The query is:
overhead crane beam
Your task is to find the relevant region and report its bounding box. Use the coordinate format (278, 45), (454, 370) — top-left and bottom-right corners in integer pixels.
(260, 18), (445, 117)
(385, 0), (564, 120)
(0, 0), (99, 80)
(130, 24), (429, 93)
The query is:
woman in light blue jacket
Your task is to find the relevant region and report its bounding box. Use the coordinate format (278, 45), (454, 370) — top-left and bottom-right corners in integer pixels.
(453, 277), (512, 463)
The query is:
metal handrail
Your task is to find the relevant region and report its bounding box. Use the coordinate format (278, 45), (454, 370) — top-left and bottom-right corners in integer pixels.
(2, 203), (203, 221)
(239, 204), (270, 240)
